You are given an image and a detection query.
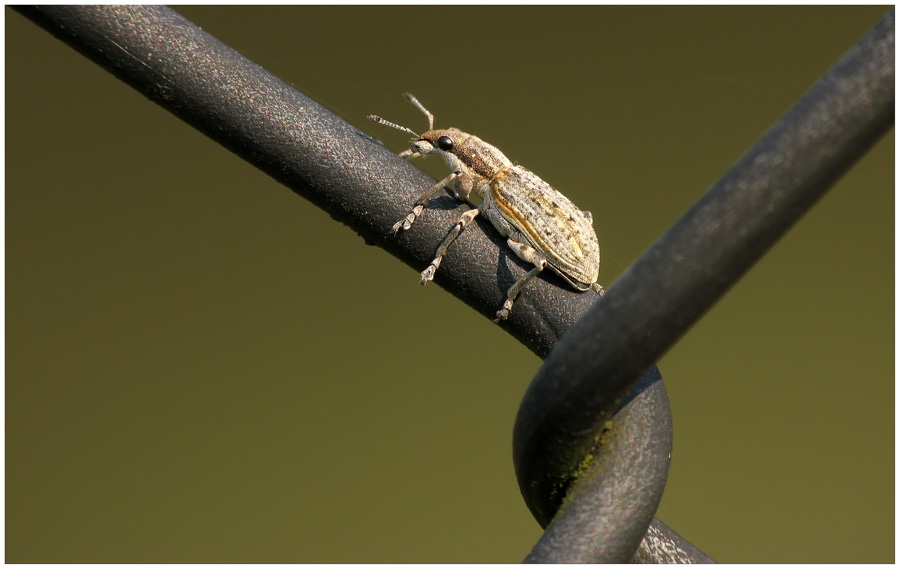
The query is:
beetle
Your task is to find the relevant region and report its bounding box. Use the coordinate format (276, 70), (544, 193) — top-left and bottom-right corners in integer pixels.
(369, 93), (604, 323)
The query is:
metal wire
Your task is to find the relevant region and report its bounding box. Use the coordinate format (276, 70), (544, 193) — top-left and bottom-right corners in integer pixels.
(13, 4), (603, 360)
(515, 8), (894, 563)
(15, 5), (894, 564)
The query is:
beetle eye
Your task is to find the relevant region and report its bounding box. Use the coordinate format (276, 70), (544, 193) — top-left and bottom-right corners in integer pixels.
(437, 135), (454, 151)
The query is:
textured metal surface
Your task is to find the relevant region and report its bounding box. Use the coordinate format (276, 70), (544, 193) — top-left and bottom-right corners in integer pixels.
(633, 519), (716, 564)
(523, 368), (673, 563)
(15, 4), (680, 559)
(14, 4), (602, 360)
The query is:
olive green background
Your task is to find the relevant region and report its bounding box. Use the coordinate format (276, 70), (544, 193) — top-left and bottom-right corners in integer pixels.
(6, 5), (893, 563)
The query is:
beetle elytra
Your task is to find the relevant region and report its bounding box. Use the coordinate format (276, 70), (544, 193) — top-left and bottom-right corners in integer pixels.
(369, 93), (604, 323)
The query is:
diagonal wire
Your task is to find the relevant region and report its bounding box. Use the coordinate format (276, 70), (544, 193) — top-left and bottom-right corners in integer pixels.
(13, 4), (601, 359)
(515, 8), (893, 563)
(14, 3), (680, 559)
(15, 5), (891, 564)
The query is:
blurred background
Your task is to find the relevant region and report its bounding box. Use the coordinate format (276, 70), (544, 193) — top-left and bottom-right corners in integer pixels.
(6, 6), (893, 563)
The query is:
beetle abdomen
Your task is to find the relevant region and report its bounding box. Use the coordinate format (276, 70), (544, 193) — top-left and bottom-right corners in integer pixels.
(490, 166), (600, 286)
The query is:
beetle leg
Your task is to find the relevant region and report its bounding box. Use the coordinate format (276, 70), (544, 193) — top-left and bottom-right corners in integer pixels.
(420, 205), (483, 284)
(494, 239), (548, 322)
(392, 171), (460, 234)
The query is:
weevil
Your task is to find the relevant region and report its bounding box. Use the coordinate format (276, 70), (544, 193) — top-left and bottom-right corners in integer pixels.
(368, 93), (604, 323)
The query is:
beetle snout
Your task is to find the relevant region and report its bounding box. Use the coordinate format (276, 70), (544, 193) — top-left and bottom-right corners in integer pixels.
(411, 139), (434, 156)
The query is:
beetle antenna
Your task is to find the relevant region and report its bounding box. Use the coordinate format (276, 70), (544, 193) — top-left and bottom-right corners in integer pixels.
(367, 114), (418, 136)
(403, 93), (434, 131)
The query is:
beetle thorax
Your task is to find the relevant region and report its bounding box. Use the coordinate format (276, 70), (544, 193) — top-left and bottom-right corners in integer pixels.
(416, 128), (512, 182)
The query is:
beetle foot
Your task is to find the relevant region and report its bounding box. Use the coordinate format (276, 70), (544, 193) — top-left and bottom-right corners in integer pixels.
(420, 259), (441, 284)
(493, 299), (515, 323)
(392, 205), (424, 234)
